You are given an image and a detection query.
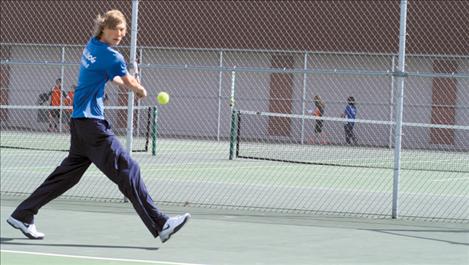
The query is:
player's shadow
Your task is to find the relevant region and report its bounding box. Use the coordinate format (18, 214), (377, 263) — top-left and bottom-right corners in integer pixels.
(0, 237), (158, 250)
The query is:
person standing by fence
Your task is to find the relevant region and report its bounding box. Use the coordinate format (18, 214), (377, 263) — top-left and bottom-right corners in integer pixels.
(309, 95), (326, 144)
(48, 78), (66, 132)
(63, 84), (76, 129)
(341, 96), (357, 145)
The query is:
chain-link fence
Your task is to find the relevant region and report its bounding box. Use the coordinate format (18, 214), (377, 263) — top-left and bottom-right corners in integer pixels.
(1, 0), (468, 222)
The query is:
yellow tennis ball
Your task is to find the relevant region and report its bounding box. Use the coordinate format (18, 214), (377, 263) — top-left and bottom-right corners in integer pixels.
(157, 92), (170, 105)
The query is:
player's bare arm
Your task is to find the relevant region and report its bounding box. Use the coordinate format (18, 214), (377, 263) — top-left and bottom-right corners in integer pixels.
(113, 74), (147, 99)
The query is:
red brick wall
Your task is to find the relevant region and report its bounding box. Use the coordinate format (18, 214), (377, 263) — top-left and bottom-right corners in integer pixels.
(1, 1), (467, 54)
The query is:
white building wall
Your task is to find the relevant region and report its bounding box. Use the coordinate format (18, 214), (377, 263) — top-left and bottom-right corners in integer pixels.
(2, 45), (468, 150)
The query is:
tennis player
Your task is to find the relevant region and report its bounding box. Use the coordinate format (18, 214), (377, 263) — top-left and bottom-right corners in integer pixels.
(7, 10), (190, 243)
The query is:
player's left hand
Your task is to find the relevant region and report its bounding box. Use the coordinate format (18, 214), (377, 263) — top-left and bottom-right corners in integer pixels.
(135, 87), (147, 99)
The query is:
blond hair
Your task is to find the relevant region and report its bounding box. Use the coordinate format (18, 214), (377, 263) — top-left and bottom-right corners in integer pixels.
(93, 10), (127, 38)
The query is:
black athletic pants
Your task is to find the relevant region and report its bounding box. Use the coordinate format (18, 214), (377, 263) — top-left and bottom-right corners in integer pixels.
(11, 118), (168, 237)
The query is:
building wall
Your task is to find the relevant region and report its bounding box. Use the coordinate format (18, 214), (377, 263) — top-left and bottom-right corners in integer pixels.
(3, 45), (468, 149)
(1, 1), (468, 55)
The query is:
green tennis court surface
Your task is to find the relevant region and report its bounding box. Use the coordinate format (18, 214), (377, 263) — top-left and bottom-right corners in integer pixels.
(2, 138), (468, 221)
(2, 137), (468, 264)
(1, 197), (468, 265)
(1, 251), (200, 265)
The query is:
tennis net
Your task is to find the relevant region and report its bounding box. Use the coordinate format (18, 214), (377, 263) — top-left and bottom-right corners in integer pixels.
(0, 105), (155, 152)
(230, 110), (469, 173)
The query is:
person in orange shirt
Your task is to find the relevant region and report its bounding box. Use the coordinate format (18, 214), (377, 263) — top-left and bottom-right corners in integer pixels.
(66, 85), (75, 106)
(65, 85), (77, 125)
(47, 78), (67, 132)
(309, 95), (327, 144)
(63, 85), (76, 129)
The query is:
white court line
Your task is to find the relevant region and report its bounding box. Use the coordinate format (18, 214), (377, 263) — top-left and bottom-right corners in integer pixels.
(0, 250), (209, 265)
(430, 177), (469, 182)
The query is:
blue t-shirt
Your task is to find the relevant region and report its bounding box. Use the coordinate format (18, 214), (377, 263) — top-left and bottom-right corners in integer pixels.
(344, 105), (357, 125)
(72, 37), (127, 119)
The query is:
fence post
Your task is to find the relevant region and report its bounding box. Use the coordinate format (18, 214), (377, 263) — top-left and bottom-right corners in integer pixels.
(389, 55), (396, 148)
(126, 0), (139, 154)
(300, 52), (308, 144)
(59, 46), (65, 133)
(217, 50), (224, 141)
(392, 0), (409, 219)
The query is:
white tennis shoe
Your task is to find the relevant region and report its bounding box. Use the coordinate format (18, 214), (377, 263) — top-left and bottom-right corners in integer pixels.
(7, 216), (45, 240)
(159, 213), (191, 243)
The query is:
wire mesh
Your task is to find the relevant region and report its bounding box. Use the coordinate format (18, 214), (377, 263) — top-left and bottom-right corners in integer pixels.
(0, 105), (153, 152)
(1, 0), (468, 222)
(234, 110), (469, 172)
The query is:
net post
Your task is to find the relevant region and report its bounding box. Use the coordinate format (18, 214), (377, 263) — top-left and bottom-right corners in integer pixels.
(143, 106), (151, 152)
(229, 68), (237, 160)
(151, 106), (158, 156)
(235, 110), (241, 158)
(229, 109), (238, 160)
